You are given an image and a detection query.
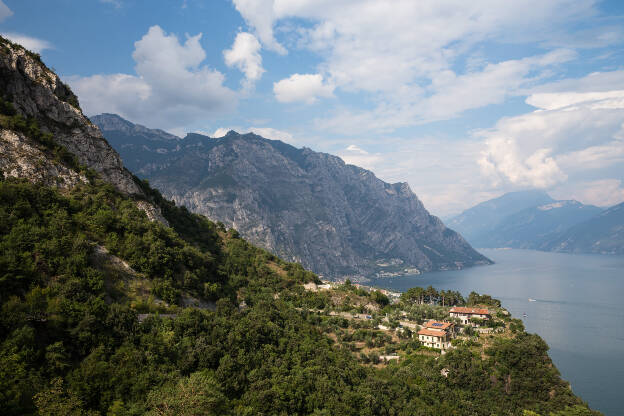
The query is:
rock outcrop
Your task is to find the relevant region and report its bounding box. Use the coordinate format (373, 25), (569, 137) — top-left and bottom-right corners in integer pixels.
(0, 37), (166, 224)
(94, 114), (491, 278)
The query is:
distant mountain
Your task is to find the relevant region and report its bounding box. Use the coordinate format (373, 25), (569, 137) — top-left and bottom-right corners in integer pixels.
(540, 202), (624, 254)
(447, 190), (555, 245)
(449, 191), (604, 249)
(93, 114), (491, 278)
(476, 200), (603, 249)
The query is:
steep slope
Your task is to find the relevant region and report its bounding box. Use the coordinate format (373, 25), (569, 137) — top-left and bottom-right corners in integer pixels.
(448, 190), (554, 245)
(471, 200), (603, 249)
(94, 114), (491, 278)
(0, 37), (165, 223)
(540, 202), (624, 254)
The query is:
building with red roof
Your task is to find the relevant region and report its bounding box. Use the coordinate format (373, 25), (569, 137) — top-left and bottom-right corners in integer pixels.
(418, 320), (455, 351)
(449, 306), (491, 326)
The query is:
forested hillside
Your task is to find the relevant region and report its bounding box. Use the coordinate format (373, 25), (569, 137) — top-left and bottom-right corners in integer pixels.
(0, 177), (598, 415)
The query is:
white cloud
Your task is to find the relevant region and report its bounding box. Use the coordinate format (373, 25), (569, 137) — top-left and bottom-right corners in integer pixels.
(223, 32), (264, 90)
(234, 1), (594, 89)
(212, 127), (233, 138)
(2, 32), (52, 53)
(526, 90), (624, 111)
(273, 73), (334, 104)
(345, 144), (367, 154)
(476, 70), (624, 201)
(316, 49), (576, 133)
(248, 127), (294, 143)
(69, 26), (236, 130)
(478, 137), (567, 188)
(339, 144), (383, 169)
(0, 1), (11, 21)
(230, 1), (617, 134)
(231, 0), (286, 54)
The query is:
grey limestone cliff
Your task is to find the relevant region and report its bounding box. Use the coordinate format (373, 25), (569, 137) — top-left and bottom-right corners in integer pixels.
(0, 37), (166, 224)
(94, 114), (491, 278)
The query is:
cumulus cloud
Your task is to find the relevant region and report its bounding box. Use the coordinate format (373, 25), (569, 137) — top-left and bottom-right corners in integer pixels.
(212, 127), (232, 138)
(232, 0), (286, 54)
(234, 1), (596, 100)
(69, 26), (236, 130)
(273, 73), (334, 104)
(478, 137), (567, 188)
(223, 32), (264, 90)
(2, 32), (52, 53)
(476, 70), (624, 207)
(0, 1), (12, 21)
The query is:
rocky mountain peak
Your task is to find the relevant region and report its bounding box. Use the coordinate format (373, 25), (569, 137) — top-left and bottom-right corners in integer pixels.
(94, 114), (491, 278)
(92, 113), (179, 141)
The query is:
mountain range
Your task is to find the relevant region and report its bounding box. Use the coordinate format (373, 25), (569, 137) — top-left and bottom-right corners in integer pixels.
(449, 190), (623, 254)
(92, 113), (491, 278)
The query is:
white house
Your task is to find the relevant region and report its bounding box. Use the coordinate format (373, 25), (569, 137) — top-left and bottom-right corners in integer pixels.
(449, 307), (491, 326)
(418, 320), (454, 351)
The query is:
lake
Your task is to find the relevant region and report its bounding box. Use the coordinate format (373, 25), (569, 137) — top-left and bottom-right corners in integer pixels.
(368, 249), (624, 416)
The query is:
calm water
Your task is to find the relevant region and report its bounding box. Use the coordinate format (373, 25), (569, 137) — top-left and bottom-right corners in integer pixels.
(369, 249), (624, 416)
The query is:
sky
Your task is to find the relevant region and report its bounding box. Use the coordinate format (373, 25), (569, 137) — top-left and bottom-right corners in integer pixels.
(2, 0), (624, 217)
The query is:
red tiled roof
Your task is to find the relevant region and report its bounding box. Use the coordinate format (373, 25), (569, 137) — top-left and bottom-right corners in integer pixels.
(423, 320), (453, 330)
(449, 307), (490, 315)
(418, 328), (447, 337)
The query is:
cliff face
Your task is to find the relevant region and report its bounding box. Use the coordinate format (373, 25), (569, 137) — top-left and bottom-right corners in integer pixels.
(94, 114), (491, 278)
(0, 37), (166, 224)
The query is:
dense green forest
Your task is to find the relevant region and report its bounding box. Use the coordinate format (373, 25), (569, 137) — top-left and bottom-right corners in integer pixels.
(0, 175), (599, 415)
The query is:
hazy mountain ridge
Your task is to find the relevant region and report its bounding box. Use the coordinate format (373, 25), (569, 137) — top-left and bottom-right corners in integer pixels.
(94, 114), (491, 278)
(540, 202), (624, 254)
(447, 190), (555, 245)
(449, 190), (622, 253)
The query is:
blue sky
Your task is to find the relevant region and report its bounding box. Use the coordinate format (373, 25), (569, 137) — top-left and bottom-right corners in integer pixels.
(2, 0), (624, 216)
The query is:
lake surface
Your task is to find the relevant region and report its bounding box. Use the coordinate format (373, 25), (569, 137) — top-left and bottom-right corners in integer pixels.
(368, 249), (624, 416)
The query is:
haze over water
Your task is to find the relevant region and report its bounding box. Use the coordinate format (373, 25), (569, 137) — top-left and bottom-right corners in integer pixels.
(369, 249), (624, 416)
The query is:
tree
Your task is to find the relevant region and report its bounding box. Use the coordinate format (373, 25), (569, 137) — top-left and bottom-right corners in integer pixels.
(146, 371), (228, 416)
(371, 290), (389, 307)
(34, 378), (97, 416)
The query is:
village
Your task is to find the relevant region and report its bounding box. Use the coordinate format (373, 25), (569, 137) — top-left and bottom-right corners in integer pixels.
(302, 280), (514, 364)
